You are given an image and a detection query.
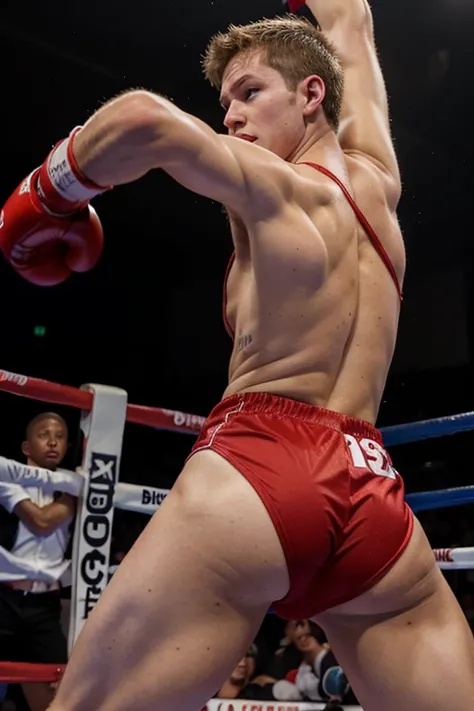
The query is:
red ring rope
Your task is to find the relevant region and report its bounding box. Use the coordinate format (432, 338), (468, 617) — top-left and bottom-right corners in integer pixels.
(0, 369), (205, 434)
(0, 662), (65, 683)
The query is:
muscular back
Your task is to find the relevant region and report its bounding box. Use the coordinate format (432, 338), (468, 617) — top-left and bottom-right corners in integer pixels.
(223, 140), (404, 424)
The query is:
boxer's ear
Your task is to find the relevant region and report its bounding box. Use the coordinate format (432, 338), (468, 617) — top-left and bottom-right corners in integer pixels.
(300, 75), (326, 117)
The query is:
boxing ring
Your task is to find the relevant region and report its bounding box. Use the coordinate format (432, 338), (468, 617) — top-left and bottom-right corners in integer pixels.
(1, 368), (474, 711)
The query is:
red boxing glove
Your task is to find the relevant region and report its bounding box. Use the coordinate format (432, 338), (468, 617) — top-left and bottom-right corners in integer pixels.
(286, 0), (306, 12)
(0, 129), (109, 286)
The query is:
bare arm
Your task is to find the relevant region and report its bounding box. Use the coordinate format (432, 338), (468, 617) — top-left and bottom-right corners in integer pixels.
(14, 493), (76, 537)
(72, 91), (295, 218)
(305, 0), (401, 203)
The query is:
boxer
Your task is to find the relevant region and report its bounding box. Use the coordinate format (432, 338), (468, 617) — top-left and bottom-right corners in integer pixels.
(1, 3), (473, 711)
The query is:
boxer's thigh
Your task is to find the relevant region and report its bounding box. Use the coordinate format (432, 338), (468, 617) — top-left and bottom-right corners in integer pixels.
(52, 450), (289, 711)
(317, 520), (474, 711)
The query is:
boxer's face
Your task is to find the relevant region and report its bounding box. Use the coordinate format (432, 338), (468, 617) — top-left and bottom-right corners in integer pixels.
(220, 50), (323, 160)
(22, 417), (68, 470)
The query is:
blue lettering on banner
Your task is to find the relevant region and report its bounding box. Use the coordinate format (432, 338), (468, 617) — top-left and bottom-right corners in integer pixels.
(80, 453), (118, 619)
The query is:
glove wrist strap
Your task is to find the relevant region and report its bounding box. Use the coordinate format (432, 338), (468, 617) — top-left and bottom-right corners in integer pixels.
(37, 128), (110, 214)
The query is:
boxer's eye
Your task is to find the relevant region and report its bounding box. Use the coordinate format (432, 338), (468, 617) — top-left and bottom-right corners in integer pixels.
(245, 88), (259, 102)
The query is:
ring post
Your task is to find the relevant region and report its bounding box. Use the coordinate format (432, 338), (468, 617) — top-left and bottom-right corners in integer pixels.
(68, 384), (127, 654)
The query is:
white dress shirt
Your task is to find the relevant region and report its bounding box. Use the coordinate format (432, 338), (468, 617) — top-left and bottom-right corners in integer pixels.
(0, 481), (71, 583)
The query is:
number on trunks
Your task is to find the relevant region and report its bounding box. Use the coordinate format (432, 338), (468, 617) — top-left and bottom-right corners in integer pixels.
(344, 435), (397, 480)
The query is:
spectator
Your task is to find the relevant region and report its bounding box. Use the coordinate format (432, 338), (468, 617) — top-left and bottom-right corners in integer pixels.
(253, 619), (324, 684)
(248, 619), (356, 704)
(215, 645), (257, 699)
(275, 623), (356, 705)
(0, 413), (76, 711)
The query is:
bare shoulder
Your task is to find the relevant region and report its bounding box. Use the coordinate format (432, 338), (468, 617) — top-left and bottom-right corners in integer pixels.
(219, 136), (331, 216)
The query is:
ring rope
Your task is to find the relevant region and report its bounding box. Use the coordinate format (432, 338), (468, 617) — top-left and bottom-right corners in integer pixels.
(0, 661), (65, 683)
(433, 547), (474, 569)
(6, 454), (474, 520)
(0, 370), (204, 434)
(381, 412), (474, 446)
(406, 485), (474, 512)
(4, 454), (474, 519)
(0, 458), (168, 515)
(3, 369), (474, 445)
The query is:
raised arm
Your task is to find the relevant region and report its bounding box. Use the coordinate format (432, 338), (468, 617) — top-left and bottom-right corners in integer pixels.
(301, 0), (401, 200)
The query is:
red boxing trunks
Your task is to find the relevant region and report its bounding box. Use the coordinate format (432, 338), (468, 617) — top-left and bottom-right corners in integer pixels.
(188, 391), (413, 618)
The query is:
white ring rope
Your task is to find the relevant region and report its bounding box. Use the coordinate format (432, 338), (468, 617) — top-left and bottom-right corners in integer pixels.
(0, 456), (169, 515)
(433, 547), (474, 569)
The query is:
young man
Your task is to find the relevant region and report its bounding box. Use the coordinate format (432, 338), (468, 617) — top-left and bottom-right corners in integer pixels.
(1, 4), (473, 711)
(0, 413), (75, 711)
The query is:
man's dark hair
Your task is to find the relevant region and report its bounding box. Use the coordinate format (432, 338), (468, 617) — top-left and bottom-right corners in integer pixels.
(25, 412), (68, 440)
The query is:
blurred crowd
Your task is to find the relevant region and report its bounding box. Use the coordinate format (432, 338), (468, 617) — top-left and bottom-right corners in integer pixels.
(213, 619), (356, 707)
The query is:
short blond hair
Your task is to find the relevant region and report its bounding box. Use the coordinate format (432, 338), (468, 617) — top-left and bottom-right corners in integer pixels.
(202, 15), (344, 131)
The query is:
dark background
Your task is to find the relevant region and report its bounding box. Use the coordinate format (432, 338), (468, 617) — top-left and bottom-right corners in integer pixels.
(1, 0), (474, 495)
